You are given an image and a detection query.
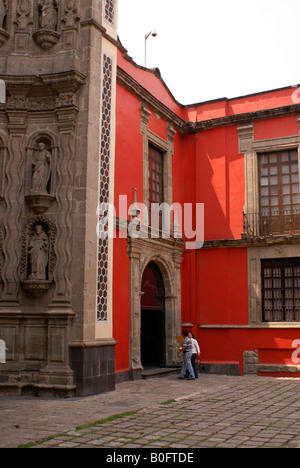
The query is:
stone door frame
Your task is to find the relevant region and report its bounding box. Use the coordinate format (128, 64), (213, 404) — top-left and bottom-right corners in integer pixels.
(127, 236), (183, 379)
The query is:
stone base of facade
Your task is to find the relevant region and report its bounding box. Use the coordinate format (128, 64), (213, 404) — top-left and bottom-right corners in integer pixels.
(0, 383), (76, 398)
(0, 365), (76, 398)
(199, 362), (240, 376)
(69, 340), (117, 397)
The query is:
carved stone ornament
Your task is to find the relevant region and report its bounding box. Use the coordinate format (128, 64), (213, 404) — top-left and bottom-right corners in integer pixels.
(22, 279), (51, 297)
(39, 0), (58, 29)
(0, 0), (6, 28)
(0, 225), (3, 279)
(21, 216), (57, 297)
(62, 0), (80, 29)
(0, 28), (9, 47)
(33, 29), (60, 50)
(33, 0), (60, 50)
(25, 141), (55, 212)
(25, 193), (55, 213)
(0, 0), (9, 47)
(15, 0), (32, 30)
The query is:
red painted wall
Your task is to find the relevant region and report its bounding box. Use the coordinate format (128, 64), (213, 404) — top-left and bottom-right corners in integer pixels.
(114, 83), (144, 219)
(195, 125), (245, 241)
(117, 49), (183, 118)
(113, 83), (143, 372)
(196, 248), (248, 326)
(113, 238), (130, 372)
(191, 112), (300, 375)
(182, 86), (297, 123)
(197, 328), (300, 376)
(254, 114), (299, 140)
(114, 50), (300, 376)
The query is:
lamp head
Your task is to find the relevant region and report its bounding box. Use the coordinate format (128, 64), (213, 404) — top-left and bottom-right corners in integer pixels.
(145, 30), (158, 40)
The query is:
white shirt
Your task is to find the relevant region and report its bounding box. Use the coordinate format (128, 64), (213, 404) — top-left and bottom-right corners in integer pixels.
(191, 338), (200, 354)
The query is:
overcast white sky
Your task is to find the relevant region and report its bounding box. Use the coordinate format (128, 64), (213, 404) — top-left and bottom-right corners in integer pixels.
(118, 0), (300, 105)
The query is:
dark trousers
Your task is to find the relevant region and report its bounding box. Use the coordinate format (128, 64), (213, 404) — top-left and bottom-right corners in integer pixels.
(185, 354), (198, 379)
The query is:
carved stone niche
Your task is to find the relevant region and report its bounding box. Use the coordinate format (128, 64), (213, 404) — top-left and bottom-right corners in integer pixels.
(0, 0), (10, 48)
(0, 136), (6, 202)
(0, 226), (3, 282)
(33, 0), (60, 51)
(25, 137), (56, 213)
(21, 216), (56, 298)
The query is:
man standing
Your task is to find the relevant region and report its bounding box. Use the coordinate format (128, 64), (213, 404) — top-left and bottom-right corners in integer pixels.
(188, 333), (200, 379)
(178, 330), (195, 380)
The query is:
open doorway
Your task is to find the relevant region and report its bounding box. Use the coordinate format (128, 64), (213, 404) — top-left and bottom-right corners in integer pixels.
(141, 262), (166, 367)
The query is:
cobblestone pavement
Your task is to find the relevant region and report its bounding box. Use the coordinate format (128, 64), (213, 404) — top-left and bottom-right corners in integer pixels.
(2, 374), (300, 448)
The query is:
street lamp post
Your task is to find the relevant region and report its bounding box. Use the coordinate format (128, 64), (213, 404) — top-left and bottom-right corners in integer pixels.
(144, 30), (157, 68)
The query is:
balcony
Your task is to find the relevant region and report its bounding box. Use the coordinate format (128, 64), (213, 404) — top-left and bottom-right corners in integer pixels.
(243, 209), (300, 239)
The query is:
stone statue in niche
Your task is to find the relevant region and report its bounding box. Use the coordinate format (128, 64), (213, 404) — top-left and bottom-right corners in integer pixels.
(39, 0), (58, 31)
(0, 0), (9, 48)
(28, 224), (49, 281)
(33, 0), (60, 50)
(21, 217), (56, 297)
(26, 141), (55, 213)
(31, 142), (51, 195)
(0, 0), (7, 30)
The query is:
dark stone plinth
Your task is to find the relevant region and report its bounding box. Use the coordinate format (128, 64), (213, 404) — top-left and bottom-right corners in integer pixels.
(69, 341), (116, 397)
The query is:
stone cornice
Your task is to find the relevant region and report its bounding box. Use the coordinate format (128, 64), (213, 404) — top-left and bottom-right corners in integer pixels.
(190, 103), (300, 132)
(0, 71), (86, 97)
(199, 323), (300, 329)
(117, 65), (300, 134)
(80, 18), (119, 48)
(80, 18), (106, 34)
(69, 339), (118, 348)
(127, 233), (185, 258)
(201, 234), (300, 249)
(117, 66), (187, 134)
(39, 70), (86, 94)
(0, 71), (86, 115)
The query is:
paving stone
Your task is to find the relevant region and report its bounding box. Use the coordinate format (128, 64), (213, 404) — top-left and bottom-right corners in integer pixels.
(1, 374), (300, 448)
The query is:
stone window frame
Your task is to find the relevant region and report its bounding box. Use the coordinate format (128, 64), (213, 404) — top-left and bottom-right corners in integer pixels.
(140, 103), (176, 235)
(238, 120), (300, 228)
(239, 117), (300, 326)
(248, 244), (300, 326)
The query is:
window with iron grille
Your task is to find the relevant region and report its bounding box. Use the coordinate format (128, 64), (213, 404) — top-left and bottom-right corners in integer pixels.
(262, 258), (300, 322)
(148, 145), (164, 228)
(259, 149), (300, 234)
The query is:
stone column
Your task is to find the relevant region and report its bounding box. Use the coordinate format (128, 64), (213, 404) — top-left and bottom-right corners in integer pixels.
(127, 240), (143, 379)
(36, 91), (79, 395)
(0, 108), (27, 308)
(51, 93), (79, 309)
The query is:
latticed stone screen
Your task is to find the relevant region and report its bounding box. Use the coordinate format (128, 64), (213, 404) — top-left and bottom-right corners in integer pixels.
(104, 0), (115, 25)
(97, 53), (113, 322)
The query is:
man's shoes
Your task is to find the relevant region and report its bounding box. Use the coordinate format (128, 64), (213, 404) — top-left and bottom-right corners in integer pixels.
(178, 376), (195, 380)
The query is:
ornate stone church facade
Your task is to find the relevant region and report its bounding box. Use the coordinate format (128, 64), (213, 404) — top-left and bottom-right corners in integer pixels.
(0, 0), (118, 396)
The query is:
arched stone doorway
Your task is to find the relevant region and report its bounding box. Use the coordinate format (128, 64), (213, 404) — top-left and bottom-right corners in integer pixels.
(141, 262), (166, 367)
(127, 237), (184, 380)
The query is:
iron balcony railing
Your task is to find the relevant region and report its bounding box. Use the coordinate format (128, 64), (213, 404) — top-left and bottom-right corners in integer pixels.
(243, 209), (300, 238)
